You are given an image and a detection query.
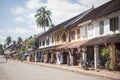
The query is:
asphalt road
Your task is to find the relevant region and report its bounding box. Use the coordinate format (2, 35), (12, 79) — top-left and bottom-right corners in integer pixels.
(0, 58), (111, 80)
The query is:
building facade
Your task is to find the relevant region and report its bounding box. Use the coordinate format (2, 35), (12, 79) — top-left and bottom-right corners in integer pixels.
(33, 0), (120, 70)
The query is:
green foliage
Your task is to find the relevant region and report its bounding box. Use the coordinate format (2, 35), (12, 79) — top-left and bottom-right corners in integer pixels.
(18, 47), (27, 56)
(0, 44), (4, 55)
(17, 37), (22, 44)
(105, 60), (111, 69)
(101, 47), (109, 58)
(28, 39), (36, 46)
(3, 44), (6, 49)
(35, 6), (52, 31)
(13, 40), (16, 45)
(101, 47), (111, 70)
(6, 36), (12, 45)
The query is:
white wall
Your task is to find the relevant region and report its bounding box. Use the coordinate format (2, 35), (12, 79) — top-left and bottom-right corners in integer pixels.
(81, 14), (120, 40)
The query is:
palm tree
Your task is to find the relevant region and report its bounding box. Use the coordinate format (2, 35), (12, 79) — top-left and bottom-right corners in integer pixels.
(6, 36), (12, 45)
(17, 37), (23, 44)
(35, 6), (52, 31)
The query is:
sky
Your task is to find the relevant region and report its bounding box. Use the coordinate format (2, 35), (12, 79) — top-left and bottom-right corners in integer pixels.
(0, 0), (110, 44)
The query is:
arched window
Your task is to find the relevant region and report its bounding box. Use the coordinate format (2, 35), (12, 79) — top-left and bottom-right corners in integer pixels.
(77, 29), (80, 39)
(57, 35), (59, 42)
(62, 33), (66, 42)
(71, 31), (75, 40)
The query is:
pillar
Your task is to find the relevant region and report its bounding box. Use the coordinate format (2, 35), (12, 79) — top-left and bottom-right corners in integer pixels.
(60, 50), (63, 64)
(109, 44), (116, 70)
(70, 48), (74, 65)
(34, 51), (37, 62)
(94, 45), (99, 69)
(46, 50), (48, 63)
(51, 50), (54, 63)
(82, 47), (87, 62)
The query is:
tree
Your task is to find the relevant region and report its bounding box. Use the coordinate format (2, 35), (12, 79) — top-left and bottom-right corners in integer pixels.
(28, 38), (36, 49)
(6, 36), (12, 45)
(0, 44), (4, 55)
(17, 37), (22, 44)
(13, 40), (16, 50)
(3, 44), (6, 49)
(101, 47), (111, 69)
(35, 6), (52, 31)
(13, 40), (16, 44)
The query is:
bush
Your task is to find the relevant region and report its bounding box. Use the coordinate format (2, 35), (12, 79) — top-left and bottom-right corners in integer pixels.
(101, 47), (111, 70)
(101, 48), (109, 58)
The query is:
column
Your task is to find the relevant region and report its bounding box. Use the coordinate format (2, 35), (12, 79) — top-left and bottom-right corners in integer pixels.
(94, 45), (99, 69)
(60, 50), (63, 64)
(82, 47), (87, 62)
(34, 51), (37, 62)
(51, 50), (53, 63)
(45, 50), (48, 63)
(109, 44), (116, 70)
(70, 48), (74, 65)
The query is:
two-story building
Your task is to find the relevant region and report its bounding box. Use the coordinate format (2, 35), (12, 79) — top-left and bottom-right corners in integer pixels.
(34, 0), (120, 70)
(75, 0), (120, 70)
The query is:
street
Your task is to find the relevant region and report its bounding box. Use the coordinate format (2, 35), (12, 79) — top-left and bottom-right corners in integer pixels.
(0, 58), (111, 80)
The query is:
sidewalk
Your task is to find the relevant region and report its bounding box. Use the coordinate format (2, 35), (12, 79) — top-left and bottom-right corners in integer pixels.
(27, 62), (120, 80)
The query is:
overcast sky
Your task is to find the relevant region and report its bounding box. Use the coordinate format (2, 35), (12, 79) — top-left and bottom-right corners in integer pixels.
(0, 0), (110, 44)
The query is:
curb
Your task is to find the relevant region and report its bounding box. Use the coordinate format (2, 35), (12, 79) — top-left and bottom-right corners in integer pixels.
(26, 62), (120, 80)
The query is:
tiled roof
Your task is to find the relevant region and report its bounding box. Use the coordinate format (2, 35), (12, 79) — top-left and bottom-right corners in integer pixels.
(64, 8), (92, 29)
(34, 31), (47, 39)
(95, 0), (120, 19)
(76, 0), (120, 25)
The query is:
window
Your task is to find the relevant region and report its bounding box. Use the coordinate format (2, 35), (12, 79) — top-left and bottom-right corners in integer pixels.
(43, 40), (45, 46)
(52, 36), (54, 44)
(57, 35), (59, 42)
(110, 16), (119, 32)
(71, 31), (75, 40)
(77, 29), (80, 39)
(39, 41), (41, 47)
(62, 33), (66, 42)
(46, 38), (49, 45)
(82, 26), (87, 38)
(99, 21), (104, 34)
(89, 24), (93, 36)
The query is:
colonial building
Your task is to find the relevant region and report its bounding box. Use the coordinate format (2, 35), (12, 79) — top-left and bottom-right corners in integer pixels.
(76, 0), (120, 70)
(33, 0), (120, 70)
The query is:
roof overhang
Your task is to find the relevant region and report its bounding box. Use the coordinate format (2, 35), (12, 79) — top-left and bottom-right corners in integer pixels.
(57, 40), (88, 49)
(78, 20), (92, 26)
(82, 33), (120, 46)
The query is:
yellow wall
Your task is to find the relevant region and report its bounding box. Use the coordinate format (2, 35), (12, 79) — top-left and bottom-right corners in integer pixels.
(55, 29), (68, 45)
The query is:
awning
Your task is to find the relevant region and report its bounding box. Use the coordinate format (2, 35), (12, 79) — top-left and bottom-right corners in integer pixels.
(68, 40), (88, 48)
(57, 42), (71, 49)
(82, 33), (120, 46)
(39, 45), (61, 51)
(57, 40), (88, 49)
